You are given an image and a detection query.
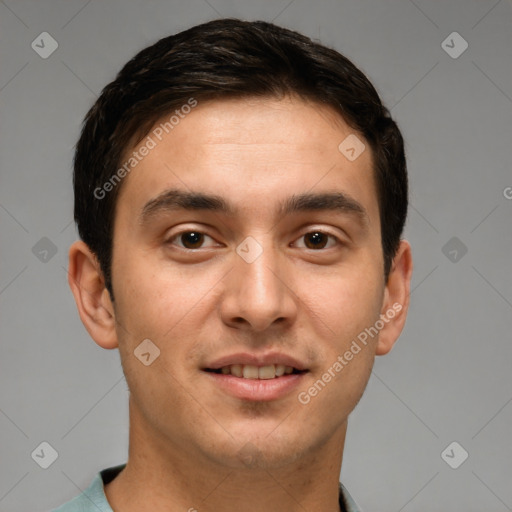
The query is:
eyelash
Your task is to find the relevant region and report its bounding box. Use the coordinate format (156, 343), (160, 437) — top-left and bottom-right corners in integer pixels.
(166, 229), (342, 251)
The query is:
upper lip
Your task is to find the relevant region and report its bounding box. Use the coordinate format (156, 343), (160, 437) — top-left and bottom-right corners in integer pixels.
(204, 352), (308, 371)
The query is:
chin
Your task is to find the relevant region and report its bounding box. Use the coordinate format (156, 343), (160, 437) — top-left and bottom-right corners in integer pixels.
(200, 428), (311, 471)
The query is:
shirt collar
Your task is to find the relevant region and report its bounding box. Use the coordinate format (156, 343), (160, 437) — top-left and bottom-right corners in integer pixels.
(339, 481), (362, 512)
(61, 464), (362, 512)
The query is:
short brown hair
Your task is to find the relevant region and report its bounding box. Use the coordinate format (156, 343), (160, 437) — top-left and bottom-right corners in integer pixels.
(73, 18), (408, 296)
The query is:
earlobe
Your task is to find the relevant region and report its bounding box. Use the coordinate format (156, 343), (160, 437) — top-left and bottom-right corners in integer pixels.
(376, 240), (413, 356)
(68, 241), (118, 349)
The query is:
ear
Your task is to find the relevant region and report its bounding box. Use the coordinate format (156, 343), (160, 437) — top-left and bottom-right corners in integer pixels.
(375, 240), (413, 356)
(67, 240), (118, 349)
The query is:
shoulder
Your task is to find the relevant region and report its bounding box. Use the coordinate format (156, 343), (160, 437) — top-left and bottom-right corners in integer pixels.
(52, 465), (125, 512)
(339, 481), (363, 512)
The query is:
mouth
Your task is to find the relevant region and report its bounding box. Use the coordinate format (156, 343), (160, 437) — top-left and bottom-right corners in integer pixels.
(204, 364), (306, 380)
(202, 357), (309, 401)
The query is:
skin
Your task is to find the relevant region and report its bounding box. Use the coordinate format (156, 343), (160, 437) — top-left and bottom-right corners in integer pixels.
(68, 96), (412, 512)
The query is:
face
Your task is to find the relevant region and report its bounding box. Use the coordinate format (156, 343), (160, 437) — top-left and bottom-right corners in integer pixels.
(104, 96), (398, 469)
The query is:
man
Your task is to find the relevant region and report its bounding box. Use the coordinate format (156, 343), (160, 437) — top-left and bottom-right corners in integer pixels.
(58, 18), (412, 512)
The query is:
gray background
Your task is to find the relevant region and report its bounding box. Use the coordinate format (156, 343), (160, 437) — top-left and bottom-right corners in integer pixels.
(1, 1), (511, 511)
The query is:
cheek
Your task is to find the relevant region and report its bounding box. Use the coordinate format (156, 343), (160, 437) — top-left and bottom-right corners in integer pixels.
(113, 252), (208, 333)
(111, 263), (201, 416)
(111, 254), (221, 392)
(301, 263), (384, 339)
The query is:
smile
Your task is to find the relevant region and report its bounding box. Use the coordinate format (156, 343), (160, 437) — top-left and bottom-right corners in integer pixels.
(205, 364), (304, 379)
(203, 365), (308, 401)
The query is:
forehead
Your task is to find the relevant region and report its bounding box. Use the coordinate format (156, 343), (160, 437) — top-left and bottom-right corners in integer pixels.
(115, 96), (379, 226)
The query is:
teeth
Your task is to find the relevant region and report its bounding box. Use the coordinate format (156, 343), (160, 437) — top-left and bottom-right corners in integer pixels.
(242, 365), (259, 379)
(217, 364), (296, 379)
(275, 364), (285, 377)
(258, 365), (275, 380)
(231, 364), (243, 377)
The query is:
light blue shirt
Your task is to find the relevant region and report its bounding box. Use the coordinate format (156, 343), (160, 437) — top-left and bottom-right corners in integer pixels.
(53, 464), (362, 512)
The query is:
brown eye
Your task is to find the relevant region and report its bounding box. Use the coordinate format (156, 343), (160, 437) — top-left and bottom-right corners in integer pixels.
(167, 229), (219, 251)
(303, 232), (329, 249)
(179, 231), (205, 249)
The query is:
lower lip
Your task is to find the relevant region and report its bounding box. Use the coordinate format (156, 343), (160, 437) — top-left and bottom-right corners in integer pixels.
(204, 372), (306, 401)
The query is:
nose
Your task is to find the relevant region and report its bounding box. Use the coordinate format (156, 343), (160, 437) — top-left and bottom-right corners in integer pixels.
(220, 239), (298, 332)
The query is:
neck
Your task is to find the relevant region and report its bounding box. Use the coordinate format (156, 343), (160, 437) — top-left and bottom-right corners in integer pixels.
(105, 397), (346, 512)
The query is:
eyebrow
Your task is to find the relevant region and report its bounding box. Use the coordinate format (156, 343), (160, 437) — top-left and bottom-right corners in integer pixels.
(140, 189), (233, 223)
(139, 188), (369, 226)
(279, 192), (368, 223)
